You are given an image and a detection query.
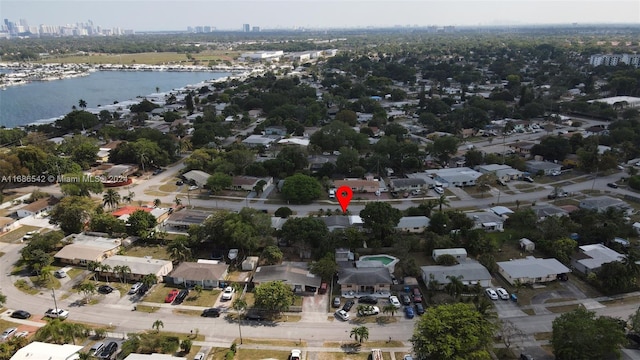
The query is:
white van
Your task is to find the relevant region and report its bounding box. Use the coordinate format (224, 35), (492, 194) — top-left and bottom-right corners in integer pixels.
(328, 189), (336, 199)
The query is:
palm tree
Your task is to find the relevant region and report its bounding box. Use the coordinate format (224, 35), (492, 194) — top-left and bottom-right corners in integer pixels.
(167, 239), (192, 264)
(349, 325), (369, 344)
(232, 298), (247, 344)
(123, 190), (135, 204)
(152, 319), (164, 333)
(141, 273), (157, 289)
(119, 265), (131, 283)
(153, 198), (161, 208)
(102, 189), (121, 209)
(78, 99), (87, 110)
(87, 261), (100, 281)
(437, 194), (450, 212)
(445, 275), (465, 300)
(382, 303), (397, 318)
(99, 264), (112, 282)
(78, 282), (96, 303)
(112, 265), (123, 283)
(174, 196), (182, 207)
(193, 284), (203, 298)
(77, 352), (91, 360)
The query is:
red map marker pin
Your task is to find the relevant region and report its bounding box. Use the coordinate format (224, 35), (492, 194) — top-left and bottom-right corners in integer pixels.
(336, 185), (353, 213)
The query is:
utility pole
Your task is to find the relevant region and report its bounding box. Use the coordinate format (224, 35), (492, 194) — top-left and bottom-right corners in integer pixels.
(51, 288), (59, 312)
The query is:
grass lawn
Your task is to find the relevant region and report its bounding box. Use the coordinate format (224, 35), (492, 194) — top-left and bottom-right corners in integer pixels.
(233, 349), (291, 359)
(143, 283), (220, 306)
(350, 316), (398, 325)
(242, 338), (307, 347)
(601, 295), (640, 306)
(534, 332), (553, 341)
(0, 225), (41, 243)
(14, 279), (39, 295)
(124, 244), (171, 260)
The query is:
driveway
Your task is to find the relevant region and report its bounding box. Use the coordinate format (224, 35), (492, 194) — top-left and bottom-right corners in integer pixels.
(301, 293), (329, 323)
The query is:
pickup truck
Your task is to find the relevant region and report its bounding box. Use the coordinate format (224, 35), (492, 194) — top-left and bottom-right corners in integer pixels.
(44, 308), (69, 319)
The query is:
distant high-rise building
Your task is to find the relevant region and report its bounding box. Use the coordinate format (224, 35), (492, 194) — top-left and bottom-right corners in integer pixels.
(243, 23), (250, 32)
(203, 26), (212, 33)
(252, 26), (260, 32)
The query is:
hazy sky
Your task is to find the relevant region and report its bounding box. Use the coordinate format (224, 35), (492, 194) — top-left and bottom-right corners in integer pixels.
(2, 0), (639, 31)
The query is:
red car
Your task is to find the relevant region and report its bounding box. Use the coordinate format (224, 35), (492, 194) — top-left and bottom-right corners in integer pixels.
(165, 289), (179, 303)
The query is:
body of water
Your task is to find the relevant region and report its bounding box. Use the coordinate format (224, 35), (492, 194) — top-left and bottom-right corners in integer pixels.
(0, 70), (232, 128)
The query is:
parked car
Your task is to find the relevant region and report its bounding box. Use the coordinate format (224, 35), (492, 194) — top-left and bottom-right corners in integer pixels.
(175, 180), (184, 186)
(496, 287), (509, 300)
(0, 328), (16, 341)
(14, 331), (29, 338)
(358, 296), (378, 304)
(90, 342), (105, 356)
(412, 288), (423, 303)
(174, 289), (189, 304)
(201, 308), (221, 317)
(188, 185), (199, 191)
(318, 282), (328, 294)
(389, 295), (401, 308)
(98, 341), (118, 359)
(607, 182), (619, 189)
(165, 289), (179, 303)
(523, 176), (534, 183)
(44, 308), (69, 319)
(290, 349), (302, 360)
(335, 309), (350, 321)
(403, 355), (414, 360)
(228, 249), (239, 261)
(400, 294), (411, 306)
(10, 310), (31, 319)
(414, 303), (425, 315)
(129, 282), (143, 295)
(137, 284), (149, 295)
(404, 306), (415, 319)
(221, 286), (234, 301)
(485, 288), (499, 300)
(519, 354), (534, 360)
(245, 311), (266, 321)
(434, 186), (444, 194)
(358, 305), (380, 316)
(342, 300), (355, 312)
(332, 297), (341, 308)
(98, 285), (114, 294)
(194, 353), (205, 360)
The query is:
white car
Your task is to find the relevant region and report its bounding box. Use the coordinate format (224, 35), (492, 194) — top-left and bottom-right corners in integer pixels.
(434, 186), (444, 194)
(14, 331), (29, 339)
(335, 309), (350, 321)
(0, 328), (16, 341)
(188, 185), (199, 191)
(221, 286), (234, 301)
(290, 349), (302, 360)
(129, 282), (143, 294)
(496, 287), (509, 300)
(194, 352), (205, 360)
(485, 288), (499, 301)
(389, 296), (401, 308)
(358, 305), (380, 316)
(44, 308), (69, 319)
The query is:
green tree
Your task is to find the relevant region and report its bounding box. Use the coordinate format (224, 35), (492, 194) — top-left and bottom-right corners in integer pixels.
(262, 245), (283, 265)
(180, 338), (193, 353)
(253, 281), (294, 314)
(628, 307), (640, 334)
(549, 238), (577, 264)
(207, 173), (232, 194)
(411, 303), (495, 360)
(349, 326), (369, 344)
(281, 174), (322, 204)
(552, 307), (626, 360)
(35, 319), (89, 345)
(126, 210), (157, 237)
(152, 319), (164, 333)
(167, 237), (192, 263)
(430, 136), (459, 166)
(60, 173), (104, 196)
(89, 212), (126, 235)
(78, 99), (87, 110)
(475, 173), (497, 198)
(382, 303), (398, 318)
(102, 189), (121, 209)
(360, 202), (403, 244)
(141, 273), (158, 289)
(274, 206), (292, 218)
(49, 196), (96, 234)
(309, 253), (338, 281)
(78, 282), (96, 303)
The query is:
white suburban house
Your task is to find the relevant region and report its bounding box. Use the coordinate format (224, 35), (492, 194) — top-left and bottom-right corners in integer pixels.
(421, 260), (492, 289)
(571, 244), (625, 275)
(497, 256), (571, 285)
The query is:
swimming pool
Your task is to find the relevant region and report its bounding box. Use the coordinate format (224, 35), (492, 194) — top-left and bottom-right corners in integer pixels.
(359, 254), (399, 273)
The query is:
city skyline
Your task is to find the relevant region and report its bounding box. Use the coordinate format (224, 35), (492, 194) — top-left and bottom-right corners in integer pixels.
(1, 0), (639, 32)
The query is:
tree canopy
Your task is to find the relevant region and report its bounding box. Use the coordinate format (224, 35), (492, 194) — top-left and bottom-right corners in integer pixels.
(253, 280), (294, 313)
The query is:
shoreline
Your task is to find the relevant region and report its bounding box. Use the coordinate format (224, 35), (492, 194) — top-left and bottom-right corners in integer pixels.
(0, 62), (254, 90)
(1, 65), (261, 128)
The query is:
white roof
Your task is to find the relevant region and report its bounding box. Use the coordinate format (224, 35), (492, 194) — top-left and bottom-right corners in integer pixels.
(101, 255), (172, 276)
(577, 244), (625, 270)
(421, 260), (491, 285)
(490, 206), (514, 216)
(498, 257), (570, 279)
(433, 248), (467, 256)
(11, 342), (83, 360)
(278, 138), (310, 146)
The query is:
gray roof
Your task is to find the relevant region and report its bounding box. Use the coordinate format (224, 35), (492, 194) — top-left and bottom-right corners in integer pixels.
(321, 215), (351, 228)
(580, 196), (630, 211)
(389, 178), (426, 188)
(421, 260), (491, 285)
(498, 257), (570, 279)
(166, 209), (211, 226)
(396, 216), (430, 230)
(532, 204), (568, 218)
(182, 170), (211, 187)
(253, 263), (321, 288)
(526, 160), (562, 171)
(466, 211), (504, 225)
(337, 267), (393, 286)
(575, 244), (625, 270)
(168, 262), (228, 281)
(101, 255), (172, 276)
(475, 164), (513, 172)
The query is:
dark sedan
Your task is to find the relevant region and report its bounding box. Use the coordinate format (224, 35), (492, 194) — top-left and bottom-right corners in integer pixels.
(358, 296), (378, 304)
(98, 285), (114, 294)
(174, 289), (189, 304)
(201, 308), (221, 317)
(10, 310), (31, 319)
(98, 341), (118, 359)
(342, 300), (355, 312)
